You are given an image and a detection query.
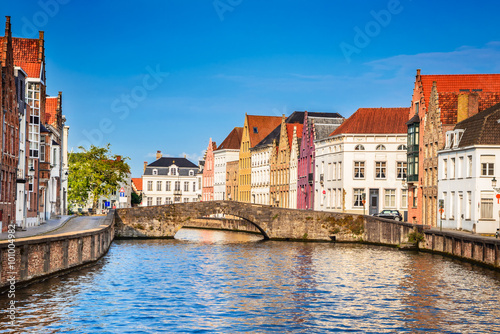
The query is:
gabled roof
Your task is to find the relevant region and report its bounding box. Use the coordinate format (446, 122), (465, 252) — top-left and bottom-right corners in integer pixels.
(418, 73), (500, 125)
(131, 178), (143, 191)
(455, 102), (500, 147)
(247, 115), (282, 147)
(286, 123), (303, 149)
(147, 157), (197, 168)
(330, 108), (409, 136)
(217, 127), (243, 150)
(12, 37), (42, 78)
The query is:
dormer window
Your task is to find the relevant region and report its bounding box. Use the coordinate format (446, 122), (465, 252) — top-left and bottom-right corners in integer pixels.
(253, 127), (258, 134)
(375, 145), (386, 151)
(453, 129), (464, 148)
(170, 167), (177, 176)
(152, 169), (158, 175)
(445, 131), (454, 149)
(354, 144), (365, 151)
(189, 170), (194, 176)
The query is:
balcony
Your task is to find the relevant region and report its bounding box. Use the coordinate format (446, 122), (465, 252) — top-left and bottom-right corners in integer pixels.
(173, 190), (182, 196)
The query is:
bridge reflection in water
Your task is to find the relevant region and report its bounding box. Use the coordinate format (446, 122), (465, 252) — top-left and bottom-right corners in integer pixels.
(174, 227), (264, 244)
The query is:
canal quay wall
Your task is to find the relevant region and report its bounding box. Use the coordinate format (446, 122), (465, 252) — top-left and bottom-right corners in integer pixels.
(0, 210), (115, 293)
(115, 201), (500, 270)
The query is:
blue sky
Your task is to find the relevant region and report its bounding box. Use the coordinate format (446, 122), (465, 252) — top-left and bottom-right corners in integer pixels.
(4, 1), (500, 176)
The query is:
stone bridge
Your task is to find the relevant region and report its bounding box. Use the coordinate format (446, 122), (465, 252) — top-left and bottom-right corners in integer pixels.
(115, 200), (419, 244)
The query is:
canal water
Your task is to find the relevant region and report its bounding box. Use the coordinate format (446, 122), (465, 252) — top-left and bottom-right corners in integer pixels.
(2, 228), (500, 333)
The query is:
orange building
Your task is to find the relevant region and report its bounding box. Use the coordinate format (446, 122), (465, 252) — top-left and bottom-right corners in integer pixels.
(407, 70), (500, 226)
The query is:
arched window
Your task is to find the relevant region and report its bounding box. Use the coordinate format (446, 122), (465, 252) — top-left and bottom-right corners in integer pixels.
(376, 145), (386, 151)
(189, 170), (194, 176)
(152, 169), (158, 175)
(398, 144), (407, 151)
(354, 144), (365, 151)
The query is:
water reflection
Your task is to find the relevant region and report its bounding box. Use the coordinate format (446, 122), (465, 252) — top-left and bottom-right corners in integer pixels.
(1, 229), (500, 333)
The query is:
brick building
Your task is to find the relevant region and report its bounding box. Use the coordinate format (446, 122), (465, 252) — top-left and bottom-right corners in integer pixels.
(202, 138), (216, 201)
(0, 17), (20, 232)
(407, 69), (500, 226)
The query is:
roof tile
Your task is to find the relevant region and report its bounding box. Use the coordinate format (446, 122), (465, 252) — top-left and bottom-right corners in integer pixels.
(330, 108), (409, 136)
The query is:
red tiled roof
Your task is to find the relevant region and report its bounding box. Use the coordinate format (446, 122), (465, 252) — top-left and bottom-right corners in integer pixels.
(46, 96), (57, 126)
(217, 127), (243, 150)
(247, 115), (282, 147)
(12, 37), (42, 78)
(286, 123), (303, 150)
(419, 74), (500, 124)
(330, 108), (409, 136)
(132, 178), (142, 191)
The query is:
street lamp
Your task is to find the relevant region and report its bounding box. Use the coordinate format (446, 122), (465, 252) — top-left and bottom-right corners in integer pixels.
(492, 177), (500, 192)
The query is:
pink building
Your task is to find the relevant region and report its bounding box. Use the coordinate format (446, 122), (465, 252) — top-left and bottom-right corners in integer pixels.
(202, 138), (216, 201)
(297, 111), (344, 209)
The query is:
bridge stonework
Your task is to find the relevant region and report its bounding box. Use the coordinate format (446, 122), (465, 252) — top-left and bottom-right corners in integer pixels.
(114, 201), (417, 244)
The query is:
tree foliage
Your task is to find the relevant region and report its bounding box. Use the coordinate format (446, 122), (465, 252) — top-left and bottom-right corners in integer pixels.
(131, 192), (142, 205)
(68, 144), (130, 209)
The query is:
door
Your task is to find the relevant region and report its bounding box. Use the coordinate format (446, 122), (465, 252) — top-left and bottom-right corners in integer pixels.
(369, 189), (379, 215)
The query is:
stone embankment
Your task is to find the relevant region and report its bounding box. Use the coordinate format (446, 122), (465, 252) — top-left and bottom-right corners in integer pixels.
(0, 210), (115, 293)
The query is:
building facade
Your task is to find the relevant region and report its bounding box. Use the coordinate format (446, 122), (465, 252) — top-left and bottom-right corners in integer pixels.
(238, 114), (281, 203)
(407, 70), (500, 226)
(142, 152), (199, 206)
(315, 108), (408, 216)
(438, 103), (500, 233)
(213, 127), (242, 201)
(297, 112), (344, 210)
(226, 160), (239, 201)
(202, 138), (216, 202)
(288, 125), (302, 209)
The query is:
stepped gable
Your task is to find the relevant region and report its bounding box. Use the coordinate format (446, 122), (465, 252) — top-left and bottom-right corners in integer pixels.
(330, 107), (409, 136)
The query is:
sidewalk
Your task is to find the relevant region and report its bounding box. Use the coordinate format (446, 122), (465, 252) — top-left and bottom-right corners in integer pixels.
(0, 215), (74, 240)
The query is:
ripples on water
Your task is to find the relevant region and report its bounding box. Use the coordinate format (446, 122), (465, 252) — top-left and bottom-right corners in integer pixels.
(2, 228), (500, 333)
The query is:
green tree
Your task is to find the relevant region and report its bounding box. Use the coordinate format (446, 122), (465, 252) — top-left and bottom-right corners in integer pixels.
(68, 144), (130, 210)
(131, 192), (142, 205)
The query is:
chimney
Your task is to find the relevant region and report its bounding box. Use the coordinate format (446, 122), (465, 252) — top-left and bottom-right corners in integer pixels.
(468, 92), (479, 118)
(38, 31), (44, 62)
(416, 69), (421, 77)
(156, 150), (162, 160)
(5, 16), (11, 38)
(184, 154), (186, 158)
(143, 161), (147, 173)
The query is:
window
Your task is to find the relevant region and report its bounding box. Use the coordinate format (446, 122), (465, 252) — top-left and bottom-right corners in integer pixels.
(467, 156), (472, 177)
(384, 189), (396, 208)
(153, 169), (158, 175)
(450, 192), (455, 219)
(156, 197), (162, 206)
(147, 181), (153, 191)
(412, 187), (417, 208)
(466, 191), (471, 220)
(480, 196), (493, 219)
(170, 167), (177, 176)
(166, 197), (172, 204)
(166, 181), (171, 191)
(175, 181), (180, 191)
(184, 182), (189, 192)
(415, 101), (419, 114)
(184, 198), (189, 203)
(376, 145), (386, 150)
(353, 188), (365, 207)
(480, 155), (495, 176)
(189, 170), (194, 176)
(458, 157), (463, 178)
(450, 158), (455, 179)
(354, 161), (365, 179)
(397, 162), (407, 179)
(147, 197), (152, 206)
(354, 144), (365, 151)
(156, 181), (162, 191)
(253, 127), (258, 133)
(401, 189), (407, 209)
(375, 162), (386, 179)
(193, 182), (196, 192)
(397, 144), (407, 151)
(443, 159), (448, 179)
(338, 162), (342, 180)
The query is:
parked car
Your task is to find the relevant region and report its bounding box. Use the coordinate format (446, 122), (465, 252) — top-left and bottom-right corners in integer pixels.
(373, 209), (403, 221)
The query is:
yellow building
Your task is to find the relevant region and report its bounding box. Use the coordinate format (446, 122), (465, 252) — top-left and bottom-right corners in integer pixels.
(238, 114), (281, 203)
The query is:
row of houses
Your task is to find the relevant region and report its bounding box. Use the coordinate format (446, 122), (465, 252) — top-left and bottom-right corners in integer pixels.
(0, 17), (69, 232)
(137, 70), (500, 234)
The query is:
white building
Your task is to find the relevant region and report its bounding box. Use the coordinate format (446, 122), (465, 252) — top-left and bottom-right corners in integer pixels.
(142, 152), (199, 206)
(214, 127), (242, 201)
(314, 108), (409, 217)
(438, 104), (500, 234)
(251, 134), (275, 205)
